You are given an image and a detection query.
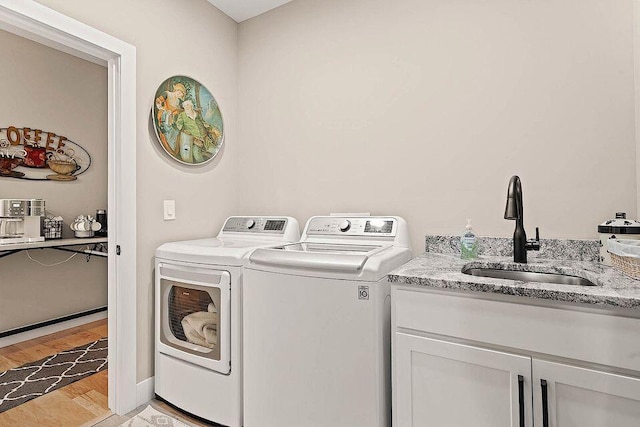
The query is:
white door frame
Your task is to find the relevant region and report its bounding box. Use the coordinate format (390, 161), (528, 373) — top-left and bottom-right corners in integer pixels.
(0, 0), (137, 415)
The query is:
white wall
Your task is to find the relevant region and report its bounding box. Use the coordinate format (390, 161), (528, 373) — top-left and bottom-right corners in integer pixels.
(0, 29), (107, 332)
(635, 0), (640, 218)
(238, 0), (638, 252)
(35, 0), (239, 381)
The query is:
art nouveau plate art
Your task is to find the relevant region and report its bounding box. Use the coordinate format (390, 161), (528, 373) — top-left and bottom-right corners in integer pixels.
(152, 75), (224, 165)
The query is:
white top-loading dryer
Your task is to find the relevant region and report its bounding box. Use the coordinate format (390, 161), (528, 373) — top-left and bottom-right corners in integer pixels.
(243, 215), (412, 427)
(154, 216), (300, 427)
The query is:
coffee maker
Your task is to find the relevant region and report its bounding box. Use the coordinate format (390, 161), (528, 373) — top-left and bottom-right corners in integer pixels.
(0, 199), (45, 245)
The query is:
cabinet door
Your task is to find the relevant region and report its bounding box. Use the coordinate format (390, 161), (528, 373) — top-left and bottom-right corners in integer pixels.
(394, 332), (532, 427)
(533, 359), (640, 427)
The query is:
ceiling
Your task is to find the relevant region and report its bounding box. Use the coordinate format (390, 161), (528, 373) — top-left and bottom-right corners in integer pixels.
(207, 0), (294, 22)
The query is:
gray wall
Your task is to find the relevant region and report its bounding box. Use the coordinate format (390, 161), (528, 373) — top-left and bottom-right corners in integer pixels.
(237, 0), (638, 252)
(0, 29), (107, 332)
(35, 0), (239, 382)
(29, 0), (639, 385)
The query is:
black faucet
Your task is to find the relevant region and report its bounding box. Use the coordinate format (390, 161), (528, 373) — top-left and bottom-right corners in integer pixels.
(504, 175), (540, 263)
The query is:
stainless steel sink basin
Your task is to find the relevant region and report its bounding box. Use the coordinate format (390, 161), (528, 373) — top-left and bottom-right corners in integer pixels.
(462, 268), (596, 286)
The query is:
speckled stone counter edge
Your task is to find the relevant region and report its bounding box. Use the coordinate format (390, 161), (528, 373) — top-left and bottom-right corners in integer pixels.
(386, 235), (638, 309)
(425, 235), (600, 263)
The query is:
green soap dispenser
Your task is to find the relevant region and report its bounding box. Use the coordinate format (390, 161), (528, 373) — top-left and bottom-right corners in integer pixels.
(461, 219), (478, 259)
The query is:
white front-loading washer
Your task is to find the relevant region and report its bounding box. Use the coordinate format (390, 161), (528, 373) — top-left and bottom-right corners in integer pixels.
(243, 216), (412, 427)
(154, 216), (300, 427)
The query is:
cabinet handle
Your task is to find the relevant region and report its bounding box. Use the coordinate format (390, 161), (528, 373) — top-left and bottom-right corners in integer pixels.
(541, 379), (549, 427)
(518, 375), (525, 427)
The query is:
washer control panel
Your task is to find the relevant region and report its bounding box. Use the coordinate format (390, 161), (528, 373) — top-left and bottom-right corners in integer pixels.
(306, 217), (397, 236)
(222, 217), (288, 234)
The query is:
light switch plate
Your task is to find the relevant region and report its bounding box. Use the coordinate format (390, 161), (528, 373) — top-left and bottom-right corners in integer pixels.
(163, 200), (176, 220)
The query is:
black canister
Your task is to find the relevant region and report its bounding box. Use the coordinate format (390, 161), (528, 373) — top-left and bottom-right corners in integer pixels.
(96, 209), (108, 237)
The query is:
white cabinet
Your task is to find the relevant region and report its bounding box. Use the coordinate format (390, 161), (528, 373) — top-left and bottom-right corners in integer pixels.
(394, 333), (532, 427)
(392, 287), (640, 427)
(532, 359), (640, 427)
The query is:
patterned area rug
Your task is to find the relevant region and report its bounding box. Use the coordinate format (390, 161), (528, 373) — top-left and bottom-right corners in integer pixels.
(0, 337), (107, 413)
(119, 406), (192, 427)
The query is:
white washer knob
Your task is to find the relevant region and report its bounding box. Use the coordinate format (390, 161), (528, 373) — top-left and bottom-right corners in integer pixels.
(246, 219), (256, 229)
(338, 220), (351, 232)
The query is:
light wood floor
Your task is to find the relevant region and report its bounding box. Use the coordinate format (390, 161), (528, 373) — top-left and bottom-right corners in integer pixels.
(0, 319), (110, 427)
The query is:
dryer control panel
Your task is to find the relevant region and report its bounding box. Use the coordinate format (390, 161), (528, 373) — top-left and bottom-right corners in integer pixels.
(222, 217), (288, 234)
(306, 217), (397, 237)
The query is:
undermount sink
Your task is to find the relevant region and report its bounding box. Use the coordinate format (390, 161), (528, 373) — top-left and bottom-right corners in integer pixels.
(462, 267), (596, 286)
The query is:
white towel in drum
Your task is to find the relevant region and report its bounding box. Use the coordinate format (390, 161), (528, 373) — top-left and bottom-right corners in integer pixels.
(182, 310), (218, 348)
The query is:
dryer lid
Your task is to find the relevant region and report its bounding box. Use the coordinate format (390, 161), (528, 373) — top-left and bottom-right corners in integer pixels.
(156, 237), (290, 266)
(155, 216), (301, 266)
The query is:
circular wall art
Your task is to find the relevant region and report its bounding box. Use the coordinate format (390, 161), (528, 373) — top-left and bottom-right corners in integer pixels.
(152, 75), (224, 165)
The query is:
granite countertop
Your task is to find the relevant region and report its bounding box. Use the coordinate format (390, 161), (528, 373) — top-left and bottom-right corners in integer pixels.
(387, 236), (640, 310)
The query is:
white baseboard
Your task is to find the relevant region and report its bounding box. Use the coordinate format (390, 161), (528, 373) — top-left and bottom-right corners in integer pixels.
(0, 310), (108, 348)
(136, 376), (155, 407)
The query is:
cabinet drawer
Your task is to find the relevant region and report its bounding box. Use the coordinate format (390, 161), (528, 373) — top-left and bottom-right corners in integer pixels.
(393, 287), (640, 372)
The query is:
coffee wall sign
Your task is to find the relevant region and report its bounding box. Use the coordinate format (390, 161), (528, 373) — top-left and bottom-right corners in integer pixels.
(0, 126), (91, 181)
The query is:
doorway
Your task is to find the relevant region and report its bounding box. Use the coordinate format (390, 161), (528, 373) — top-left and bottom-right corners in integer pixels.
(0, 0), (137, 417)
